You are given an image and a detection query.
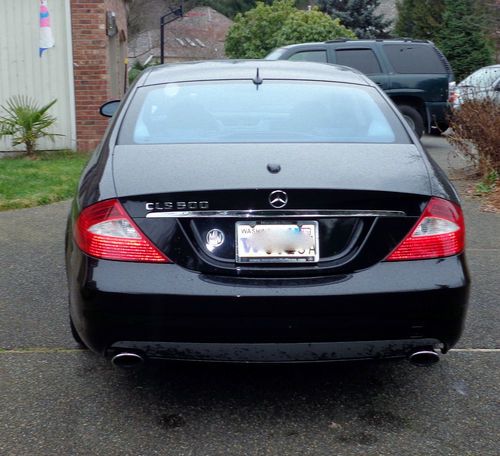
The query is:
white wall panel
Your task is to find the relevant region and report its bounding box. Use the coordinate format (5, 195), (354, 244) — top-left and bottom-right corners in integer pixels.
(0, 0), (75, 151)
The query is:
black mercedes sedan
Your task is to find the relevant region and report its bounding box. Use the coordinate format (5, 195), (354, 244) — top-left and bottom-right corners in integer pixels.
(65, 60), (469, 368)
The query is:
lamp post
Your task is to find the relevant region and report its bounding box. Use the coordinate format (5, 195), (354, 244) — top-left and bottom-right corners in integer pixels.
(160, 5), (184, 64)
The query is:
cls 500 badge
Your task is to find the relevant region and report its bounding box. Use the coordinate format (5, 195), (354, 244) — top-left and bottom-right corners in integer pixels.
(145, 201), (209, 211)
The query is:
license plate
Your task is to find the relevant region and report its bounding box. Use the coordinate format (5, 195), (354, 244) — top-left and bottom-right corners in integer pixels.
(236, 221), (319, 263)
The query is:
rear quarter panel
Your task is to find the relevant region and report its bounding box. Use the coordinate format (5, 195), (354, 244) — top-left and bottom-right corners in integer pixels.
(386, 74), (449, 102)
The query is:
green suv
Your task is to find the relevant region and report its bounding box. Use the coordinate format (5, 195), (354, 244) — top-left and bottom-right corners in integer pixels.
(266, 39), (454, 137)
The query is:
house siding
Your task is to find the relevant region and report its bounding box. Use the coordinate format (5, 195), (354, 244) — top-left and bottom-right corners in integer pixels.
(0, 0), (76, 152)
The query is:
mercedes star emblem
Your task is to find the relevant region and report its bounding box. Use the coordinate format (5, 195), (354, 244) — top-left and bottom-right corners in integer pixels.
(269, 190), (288, 209)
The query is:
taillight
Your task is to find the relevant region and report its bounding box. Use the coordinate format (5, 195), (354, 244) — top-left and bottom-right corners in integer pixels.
(448, 81), (457, 103)
(386, 197), (465, 261)
(75, 199), (170, 263)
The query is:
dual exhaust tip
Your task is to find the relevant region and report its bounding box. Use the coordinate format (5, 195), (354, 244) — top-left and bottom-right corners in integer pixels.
(110, 348), (440, 368)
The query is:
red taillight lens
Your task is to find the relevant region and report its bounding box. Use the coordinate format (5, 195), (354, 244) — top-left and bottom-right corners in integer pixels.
(75, 199), (170, 263)
(386, 197), (465, 261)
(448, 81), (457, 103)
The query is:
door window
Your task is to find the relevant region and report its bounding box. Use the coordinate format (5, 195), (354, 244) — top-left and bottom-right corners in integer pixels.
(288, 50), (328, 63)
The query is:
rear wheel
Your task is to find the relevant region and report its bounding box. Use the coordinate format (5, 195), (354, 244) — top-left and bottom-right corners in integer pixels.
(398, 105), (424, 138)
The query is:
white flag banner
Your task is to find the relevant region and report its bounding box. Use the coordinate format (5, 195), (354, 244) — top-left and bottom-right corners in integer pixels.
(39, 0), (55, 57)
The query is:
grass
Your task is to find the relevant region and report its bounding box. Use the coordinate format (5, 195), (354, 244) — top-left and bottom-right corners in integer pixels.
(474, 170), (498, 196)
(0, 150), (90, 211)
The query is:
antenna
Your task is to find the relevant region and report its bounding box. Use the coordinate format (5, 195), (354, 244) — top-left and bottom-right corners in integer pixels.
(252, 68), (263, 86)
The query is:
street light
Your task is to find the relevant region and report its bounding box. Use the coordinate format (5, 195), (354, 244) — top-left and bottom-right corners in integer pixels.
(160, 4), (184, 64)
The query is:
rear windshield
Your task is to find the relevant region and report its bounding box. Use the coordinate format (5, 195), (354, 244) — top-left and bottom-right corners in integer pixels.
(383, 44), (447, 74)
(118, 80), (410, 145)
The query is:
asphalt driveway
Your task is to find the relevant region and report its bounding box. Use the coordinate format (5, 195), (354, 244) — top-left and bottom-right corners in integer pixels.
(0, 136), (498, 455)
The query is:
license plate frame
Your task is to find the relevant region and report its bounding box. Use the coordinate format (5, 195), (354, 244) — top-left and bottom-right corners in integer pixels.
(235, 221), (319, 263)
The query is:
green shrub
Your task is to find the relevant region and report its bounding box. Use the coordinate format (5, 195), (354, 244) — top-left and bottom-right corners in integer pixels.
(225, 0), (356, 59)
(0, 96), (61, 156)
(128, 60), (159, 85)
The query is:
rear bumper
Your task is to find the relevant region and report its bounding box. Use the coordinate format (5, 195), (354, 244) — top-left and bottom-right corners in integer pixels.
(426, 101), (450, 129)
(108, 339), (441, 362)
(68, 250), (470, 360)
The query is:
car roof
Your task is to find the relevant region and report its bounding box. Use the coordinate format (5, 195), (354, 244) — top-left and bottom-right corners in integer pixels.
(479, 64), (500, 69)
(461, 64), (500, 81)
(278, 39), (433, 47)
(142, 60), (372, 87)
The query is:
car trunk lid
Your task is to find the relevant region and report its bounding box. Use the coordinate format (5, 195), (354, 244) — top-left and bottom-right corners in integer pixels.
(112, 143), (431, 196)
(114, 143), (430, 275)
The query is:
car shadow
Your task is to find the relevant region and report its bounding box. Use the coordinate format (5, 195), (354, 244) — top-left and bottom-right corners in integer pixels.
(100, 355), (435, 436)
(68, 350), (490, 453)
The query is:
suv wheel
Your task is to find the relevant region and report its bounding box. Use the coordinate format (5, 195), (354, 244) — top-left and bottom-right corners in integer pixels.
(398, 105), (424, 138)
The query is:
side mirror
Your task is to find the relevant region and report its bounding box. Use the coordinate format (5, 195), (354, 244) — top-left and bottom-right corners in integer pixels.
(99, 100), (121, 117)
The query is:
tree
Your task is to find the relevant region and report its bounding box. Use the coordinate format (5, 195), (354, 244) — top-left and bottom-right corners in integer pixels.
(277, 8), (356, 44)
(437, 0), (494, 81)
(225, 0), (356, 59)
(127, 0), (257, 36)
(0, 96), (60, 156)
(478, 0), (500, 63)
(317, 0), (392, 38)
(203, 0), (257, 18)
(395, 0), (445, 40)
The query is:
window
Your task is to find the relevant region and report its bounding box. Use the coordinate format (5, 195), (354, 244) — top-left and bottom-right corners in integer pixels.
(265, 48), (286, 60)
(119, 81), (410, 145)
(335, 49), (381, 75)
(288, 50), (327, 63)
(383, 44), (446, 74)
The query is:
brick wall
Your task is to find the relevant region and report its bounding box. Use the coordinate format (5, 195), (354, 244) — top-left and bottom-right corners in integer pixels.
(71, 0), (127, 151)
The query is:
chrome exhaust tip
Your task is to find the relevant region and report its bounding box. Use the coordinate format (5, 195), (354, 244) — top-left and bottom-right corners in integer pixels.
(111, 352), (145, 369)
(409, 350), (440, 367)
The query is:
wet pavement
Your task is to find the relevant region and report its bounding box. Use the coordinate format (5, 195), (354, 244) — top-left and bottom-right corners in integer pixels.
(0, 136), (498, 455)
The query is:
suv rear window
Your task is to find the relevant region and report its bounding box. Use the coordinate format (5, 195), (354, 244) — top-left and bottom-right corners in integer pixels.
(335, 49), (381, 75)
(119, 81), (409, 145)
(383, 44), (446, 74)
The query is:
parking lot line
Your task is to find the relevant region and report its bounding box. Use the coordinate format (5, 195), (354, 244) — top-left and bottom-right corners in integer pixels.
(0, 348), (85, 354)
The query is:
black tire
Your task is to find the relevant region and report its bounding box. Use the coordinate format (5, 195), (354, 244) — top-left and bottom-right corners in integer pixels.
(397, 104), (424, 138)
(70, 314), (87, 348)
